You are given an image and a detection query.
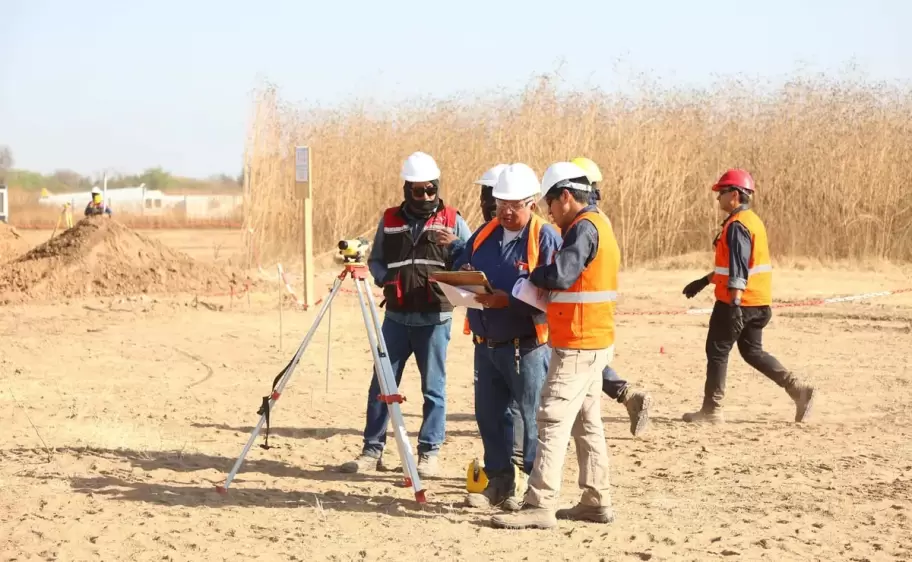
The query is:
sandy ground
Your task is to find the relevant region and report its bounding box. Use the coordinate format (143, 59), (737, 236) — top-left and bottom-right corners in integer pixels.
(2, 229), (912, 561)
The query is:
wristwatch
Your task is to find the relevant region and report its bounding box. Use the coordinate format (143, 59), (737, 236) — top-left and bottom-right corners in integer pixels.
(732, 297), (742, 306)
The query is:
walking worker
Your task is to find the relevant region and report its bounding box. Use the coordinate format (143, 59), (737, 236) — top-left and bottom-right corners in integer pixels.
(570, 156), (652, 436)
(451, 163), (561, 511)
(340, 151), (472, 477)
(492, 161), (619, 530)
(681, 168), (816, 424)
(84, 187), (112, 217)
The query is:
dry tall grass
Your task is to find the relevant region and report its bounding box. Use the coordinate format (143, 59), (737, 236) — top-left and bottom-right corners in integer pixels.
(243, 70), (912, 267)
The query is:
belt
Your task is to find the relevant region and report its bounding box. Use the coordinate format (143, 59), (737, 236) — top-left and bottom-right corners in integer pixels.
(472, 334), (539, 349)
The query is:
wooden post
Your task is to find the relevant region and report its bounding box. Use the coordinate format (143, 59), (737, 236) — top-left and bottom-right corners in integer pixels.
(295, 146), (315, 307)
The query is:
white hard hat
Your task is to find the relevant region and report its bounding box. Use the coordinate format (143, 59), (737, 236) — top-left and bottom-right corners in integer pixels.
(473, 164), (508, 187)
(400, 151), (441, 182)
(91, 187), (102, 195)
(492, 163), (540, 201)
(540, 162), (591, 199)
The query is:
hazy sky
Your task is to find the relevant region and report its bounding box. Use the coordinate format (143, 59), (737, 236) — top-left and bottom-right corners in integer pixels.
(1, 0), (909, 179)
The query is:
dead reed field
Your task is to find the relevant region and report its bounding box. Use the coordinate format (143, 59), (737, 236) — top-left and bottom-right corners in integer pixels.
(243, 71), (912, 266)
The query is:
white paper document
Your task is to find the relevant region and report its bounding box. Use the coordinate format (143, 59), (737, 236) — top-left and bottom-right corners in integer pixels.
(435, 281), (485, 310)
(511, 278), (549, 312)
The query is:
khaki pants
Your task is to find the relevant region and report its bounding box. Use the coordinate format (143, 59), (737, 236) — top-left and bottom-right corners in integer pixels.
(524, 346), (613, 510)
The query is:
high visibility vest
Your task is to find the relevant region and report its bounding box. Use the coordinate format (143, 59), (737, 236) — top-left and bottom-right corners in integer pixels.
(381, 202), (458, 313)
(712, 208), (772, 306)
(546, 210), (620, 350)
(461, 215), (549, 345)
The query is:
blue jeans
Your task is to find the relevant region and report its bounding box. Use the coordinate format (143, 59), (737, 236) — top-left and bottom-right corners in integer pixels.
(474, 341), (550, 477)
(361, 316), (451, 457)
(602, 364), (629, 402)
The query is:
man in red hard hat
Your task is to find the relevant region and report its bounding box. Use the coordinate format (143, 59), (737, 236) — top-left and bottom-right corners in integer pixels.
(680, 169), (816, 424)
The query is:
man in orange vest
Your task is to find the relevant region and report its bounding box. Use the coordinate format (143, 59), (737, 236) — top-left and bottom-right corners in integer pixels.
(681, 169), (816, 424)
(452, 163), (562, 511)
(492, 161), (619, 530)
(570, 156), (652, 436)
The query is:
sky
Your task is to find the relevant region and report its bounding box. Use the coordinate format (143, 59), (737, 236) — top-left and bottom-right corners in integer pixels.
(1, 0), (910, 179)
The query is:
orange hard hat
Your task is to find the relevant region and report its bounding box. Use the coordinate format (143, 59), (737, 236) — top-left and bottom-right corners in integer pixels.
(712, 169), (755, 193)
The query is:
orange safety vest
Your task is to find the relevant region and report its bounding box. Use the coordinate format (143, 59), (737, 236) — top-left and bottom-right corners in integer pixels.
(712, 208), (772, 306)
(546, 210), (620, 350)
(461, 214), (549, 345)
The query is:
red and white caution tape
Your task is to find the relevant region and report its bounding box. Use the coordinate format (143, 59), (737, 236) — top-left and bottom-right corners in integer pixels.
(617, 287), (912, 316)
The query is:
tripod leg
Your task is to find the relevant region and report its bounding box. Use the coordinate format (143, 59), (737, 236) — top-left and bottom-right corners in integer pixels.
(217, 275), (346, 494)
(352, 278), (426, 503)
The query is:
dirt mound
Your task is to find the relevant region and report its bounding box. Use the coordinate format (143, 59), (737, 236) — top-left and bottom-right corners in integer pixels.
(0, 222), (30, 264)
(0, 216), (247, 303)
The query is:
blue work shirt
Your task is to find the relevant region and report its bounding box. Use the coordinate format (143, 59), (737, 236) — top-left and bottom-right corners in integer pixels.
(368, 207), (472, 327)
(452, 220), (561, 342)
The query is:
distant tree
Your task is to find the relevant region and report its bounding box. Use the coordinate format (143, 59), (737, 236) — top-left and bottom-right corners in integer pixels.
(0, 145), (13, 173)
(138, 167), (173, 190)
(52, 169), (84, 189)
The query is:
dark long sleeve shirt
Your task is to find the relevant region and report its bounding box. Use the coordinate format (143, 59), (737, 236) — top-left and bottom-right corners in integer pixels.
(726, 220), (751, 290)
(528, 205), (601, 291)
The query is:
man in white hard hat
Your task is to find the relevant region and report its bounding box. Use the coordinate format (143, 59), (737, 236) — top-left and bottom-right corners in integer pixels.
(449, 163), (529, 473)
(85, 186), (112, 217)
(452, 163), (562, 512)
(340, 151), (471, 478)
(570, 156), (652, 437)
(492, 162), (619, 530)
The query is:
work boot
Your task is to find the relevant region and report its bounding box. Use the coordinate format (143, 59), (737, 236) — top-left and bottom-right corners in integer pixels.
(466, 475), (512, 509)
(623, 390), (653, 437)
(556, 503), (616, 523)
(682, 408), (725, 424)
(786, 381), (816, 422)
(501, 467), (528, 511)
(491, 504), (557, 530)
(339, 452), (383, 474)
(417, 453), (439, 478)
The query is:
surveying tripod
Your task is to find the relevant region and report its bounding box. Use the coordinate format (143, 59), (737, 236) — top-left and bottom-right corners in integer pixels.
(216, 263), (426, 503)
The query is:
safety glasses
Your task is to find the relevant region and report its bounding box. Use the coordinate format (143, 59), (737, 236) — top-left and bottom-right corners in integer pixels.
(411, 185), (438, 197)
(495, 198), (533, 211)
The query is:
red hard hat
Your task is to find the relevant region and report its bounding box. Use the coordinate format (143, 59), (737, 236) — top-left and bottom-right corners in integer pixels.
(712, 169), (755, 193)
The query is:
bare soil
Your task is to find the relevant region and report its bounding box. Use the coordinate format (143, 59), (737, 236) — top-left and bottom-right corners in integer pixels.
(0, 218), (249, 304)
(2, 229), (912, 561)
(0, 222), (30, 264)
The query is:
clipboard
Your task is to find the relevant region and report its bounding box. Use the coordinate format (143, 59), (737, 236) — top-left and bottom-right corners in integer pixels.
(429, 271), (494, 295)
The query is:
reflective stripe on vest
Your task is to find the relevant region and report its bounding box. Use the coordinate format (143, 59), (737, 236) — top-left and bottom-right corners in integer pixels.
(546, 210), (620, 350)
(387, 258), (447, 269)
(462, 215), (549, 345)
(549, 290), (618, 304)
(712, 208), (773, 306)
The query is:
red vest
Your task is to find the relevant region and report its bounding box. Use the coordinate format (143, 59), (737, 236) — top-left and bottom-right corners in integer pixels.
(381, 202), (458, 313)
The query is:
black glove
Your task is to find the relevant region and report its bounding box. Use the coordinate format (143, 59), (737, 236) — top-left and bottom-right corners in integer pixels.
(682, 276), (710, 299)
(729, 304), (744, 340)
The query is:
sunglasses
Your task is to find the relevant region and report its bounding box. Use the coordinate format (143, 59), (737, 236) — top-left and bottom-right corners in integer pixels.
(411, 185), (438, 197)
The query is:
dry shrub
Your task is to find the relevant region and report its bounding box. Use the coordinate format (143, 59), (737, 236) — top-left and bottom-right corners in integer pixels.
(243, 69), (912, 267)
(9, 199), (241, 230)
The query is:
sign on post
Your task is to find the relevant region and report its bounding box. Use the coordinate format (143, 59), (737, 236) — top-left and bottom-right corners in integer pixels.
(295, 146), (315, 307)
(295, 146), (310, 184)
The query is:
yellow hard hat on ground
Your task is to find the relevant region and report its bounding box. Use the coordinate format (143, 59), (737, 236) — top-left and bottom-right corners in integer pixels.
(570, 157), (603, 183)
